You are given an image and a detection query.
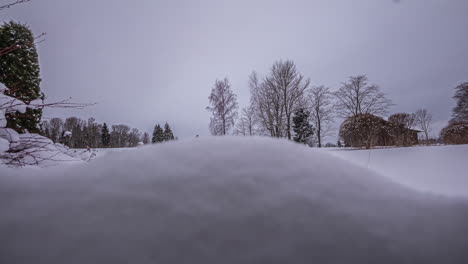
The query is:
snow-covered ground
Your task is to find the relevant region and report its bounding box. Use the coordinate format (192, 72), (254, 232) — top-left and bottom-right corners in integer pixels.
(0, 137), (467, 263)
(1, 83), (97, 167)
(325, 145), (468, 198)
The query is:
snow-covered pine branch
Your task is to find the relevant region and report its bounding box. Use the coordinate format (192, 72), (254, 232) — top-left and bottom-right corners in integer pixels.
(0, 32), (45, 57)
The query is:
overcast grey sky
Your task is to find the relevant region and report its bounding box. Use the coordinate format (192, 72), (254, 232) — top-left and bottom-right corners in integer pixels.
(2, 0), (467, 139)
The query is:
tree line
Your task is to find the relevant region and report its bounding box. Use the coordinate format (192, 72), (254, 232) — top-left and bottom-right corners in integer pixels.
(40, 117), (176, 149)
(207, 60), (468, 147)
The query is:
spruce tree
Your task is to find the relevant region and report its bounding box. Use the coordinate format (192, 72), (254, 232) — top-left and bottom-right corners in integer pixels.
(292, 108), (314, 145)
(152, 124), (164, 143)
(163, 122), (175, 141)
(0, 21), (43, 133)
(152, 125), (158, 143)
(101, 123), (110, 147)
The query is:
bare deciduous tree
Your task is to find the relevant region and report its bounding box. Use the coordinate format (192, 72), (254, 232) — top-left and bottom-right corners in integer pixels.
(308, 86), (334, 147)
(413, 108), (432, 143)
(206, 78), (238, 135)
(249, 71), (282, 137)
(49, 117), (64, 143)
(235, 118), (248, 136)
(110, 124), (130, 147)
(264, 60), (310, 140)
(249, 61), (309, 139)
(235, 106), (257, 136)
(334, 75), (393, 118)
(128, 128), (141, 147)
(142, 132), (150, 144)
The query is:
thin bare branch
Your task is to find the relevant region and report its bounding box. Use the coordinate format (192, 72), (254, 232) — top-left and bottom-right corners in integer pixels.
(0, 0), (31, 11)
(334, 75), (393, 118)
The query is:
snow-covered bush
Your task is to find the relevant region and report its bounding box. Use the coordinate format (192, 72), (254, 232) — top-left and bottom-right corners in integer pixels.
(0, 127), (19, 144)
(339, 113), (387, 148)
(340, 113), (420, 148)
(0, 137), (9, 152)
(0, 132), (93, 167)
(1, 83), (93, 167)
(441, 121), (468, 145)
(387, 113), (416, 146)
(0, 83), (27, 127)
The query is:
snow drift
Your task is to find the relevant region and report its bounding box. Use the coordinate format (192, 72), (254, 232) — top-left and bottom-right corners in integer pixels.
(0, 130), (95, 167)
(1, 82), (94, 167)
(326, 145), (468, 198)
(1, 137), (467, 264)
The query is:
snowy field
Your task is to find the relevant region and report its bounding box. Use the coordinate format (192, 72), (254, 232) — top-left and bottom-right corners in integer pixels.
(325, 145), (468, 198)
(1, 137), (467, 263)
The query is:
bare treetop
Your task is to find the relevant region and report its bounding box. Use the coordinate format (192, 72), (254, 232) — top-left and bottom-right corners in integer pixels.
(308, 85), (334, 147)
(235, 106), (257, 136)
(413, 108), (433, 142)
(206, 78), (238, 136)
(261, 60), (310, 139)
(334, 75), (393, 118)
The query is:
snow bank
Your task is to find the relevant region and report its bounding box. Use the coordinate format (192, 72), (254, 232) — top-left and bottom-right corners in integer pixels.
(0, 83), (28, 127)
(0, 137), (9, 152)
(326, 145), (468, 198)
(0, 132), (95, 167)
(0, 137), (467, 263)
(0, 127), (19, 143)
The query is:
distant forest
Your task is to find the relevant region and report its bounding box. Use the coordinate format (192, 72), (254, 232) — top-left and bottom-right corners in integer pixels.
(40, 117), (175, 149)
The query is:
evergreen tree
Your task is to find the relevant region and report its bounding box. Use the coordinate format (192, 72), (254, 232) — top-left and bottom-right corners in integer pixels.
(337, 140), (342, 148)
(163, 122), (175, 141)
(101, 123), (110, 147)
(0, 21), (43, 133)
(152, 124), (158, 143)
(152, 124), (164, 143)
(292, 108), (314, 145)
